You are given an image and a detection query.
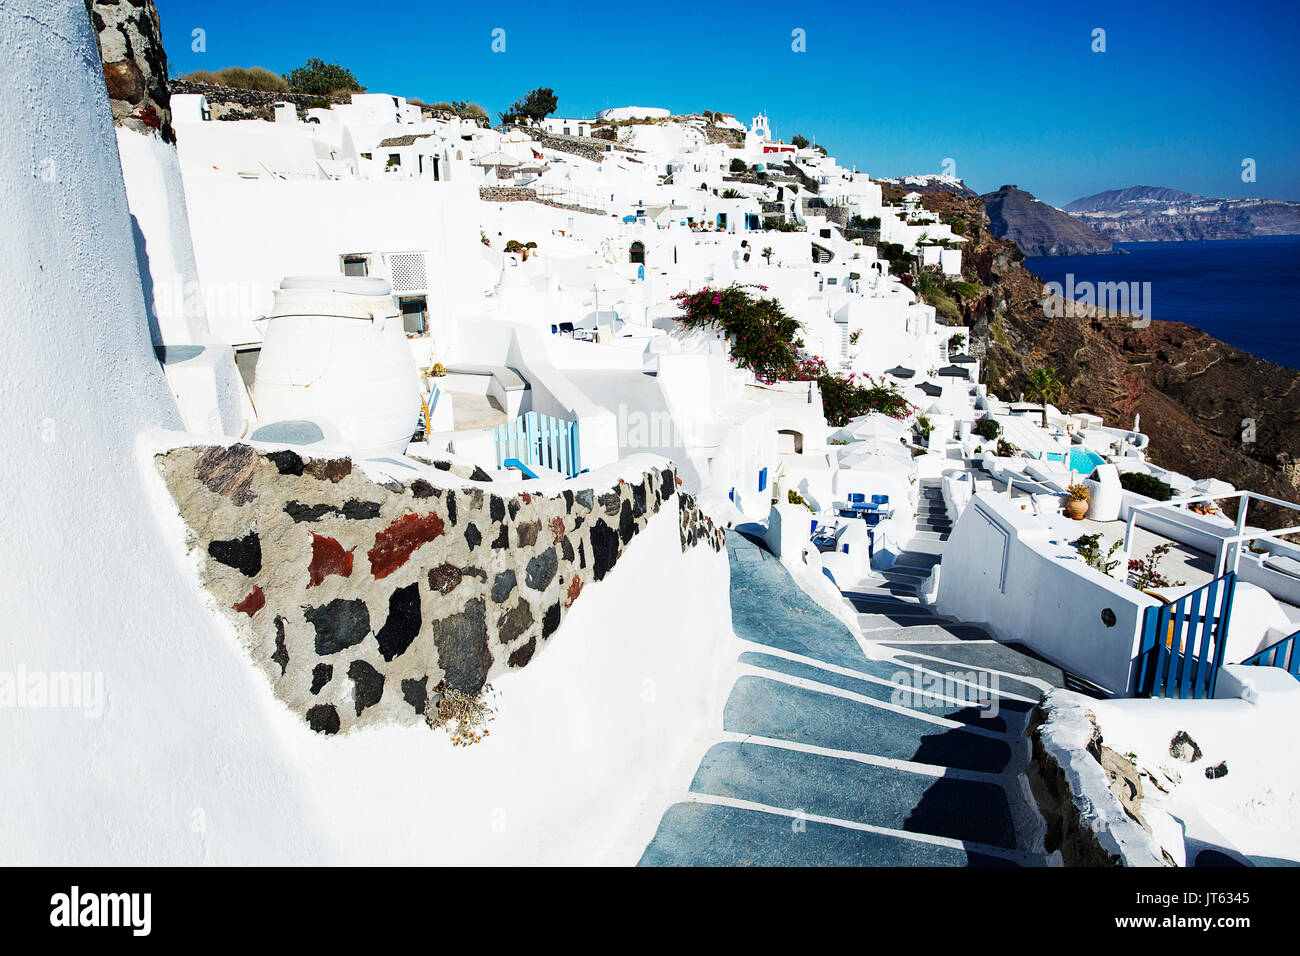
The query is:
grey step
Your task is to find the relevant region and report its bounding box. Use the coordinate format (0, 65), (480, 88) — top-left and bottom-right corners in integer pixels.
(638, 801), (1020, 866)
(737, 652), (1013, 732)
(723, 675), (1013, 774)
(857, 622), (995, 644)
(889, 641), (1078, 691)
(688, 741), (1019, 848)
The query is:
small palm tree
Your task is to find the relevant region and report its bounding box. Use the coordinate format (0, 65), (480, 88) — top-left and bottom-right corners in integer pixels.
(1023, 367), (1064, 428)
(761, 246), (773, 264)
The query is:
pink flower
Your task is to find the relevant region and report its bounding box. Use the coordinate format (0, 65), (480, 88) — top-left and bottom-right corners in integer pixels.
(713, 294), (722, 304)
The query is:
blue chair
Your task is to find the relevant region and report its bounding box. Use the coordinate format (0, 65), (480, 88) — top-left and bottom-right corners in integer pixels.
(871, 494), (889, 506)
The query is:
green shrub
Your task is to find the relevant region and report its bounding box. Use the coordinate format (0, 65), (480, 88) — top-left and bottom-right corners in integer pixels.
(286, 58), (363, 96)
(1120, 471), (1174, 501)
(788, 489), (814, 511)
(973, 418), (1001, 440)
(729, 158), (748, 174)
(591, 126), (617, 141)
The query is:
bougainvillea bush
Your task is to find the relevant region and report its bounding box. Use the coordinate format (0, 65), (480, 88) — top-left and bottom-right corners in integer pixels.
(671, 284), (802, 382)
(671, 285), (913, 427)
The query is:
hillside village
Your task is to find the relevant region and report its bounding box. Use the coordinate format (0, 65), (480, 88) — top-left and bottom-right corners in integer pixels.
(3, 0), (1299, 869)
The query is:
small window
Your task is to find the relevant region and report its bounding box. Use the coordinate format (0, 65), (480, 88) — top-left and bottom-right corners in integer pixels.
(341, 254), (369, 277)
(387, 153), (401, 167)
(360, 152), (372, 160)
(758, 467), (768, 493)
(400, 296), (427, 335)
(827, 277), (837, 285)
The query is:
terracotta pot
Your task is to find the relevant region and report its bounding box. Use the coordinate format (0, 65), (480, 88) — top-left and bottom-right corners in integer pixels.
(1064, 497), (1089, 520)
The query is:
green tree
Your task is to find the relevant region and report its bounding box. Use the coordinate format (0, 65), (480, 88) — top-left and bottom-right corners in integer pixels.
(1023, 367), (1065, 428)
(790, 134), (810, 149)
(499, 87), (558, 125)
(285, 58), (363, 96)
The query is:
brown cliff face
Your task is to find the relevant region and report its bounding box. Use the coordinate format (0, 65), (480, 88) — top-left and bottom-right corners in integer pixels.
(918, 192), (1300, 531)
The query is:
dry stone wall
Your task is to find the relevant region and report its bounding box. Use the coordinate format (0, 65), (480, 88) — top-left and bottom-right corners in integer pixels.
(157, 444), (723, 735)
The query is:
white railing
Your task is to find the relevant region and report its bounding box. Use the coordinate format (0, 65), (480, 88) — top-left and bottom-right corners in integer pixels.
(1123, 490), (1300, 576)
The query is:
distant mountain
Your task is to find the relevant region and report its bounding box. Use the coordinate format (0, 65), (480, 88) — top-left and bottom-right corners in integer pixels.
(1065, 185), (1300, 241)
(980, 185), (1114, 256)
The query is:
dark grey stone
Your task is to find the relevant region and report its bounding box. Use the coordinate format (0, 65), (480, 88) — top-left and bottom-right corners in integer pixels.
(341, 499), (382, 520)
(575, 489), (594, 512)
(271, 615), (289, 675)
(491, 523), (509, 549)
(433, 460), (452, 471)
(619, 499), (636, 545)
(491, 569), (517, 603)
(632, 481), (646, 518)
(465, 522), (482, 551)
(375, 584), (421, 661)
(284, 501), (337, 522)
(598, 490), (622, 516)
(561, 537), (574, 563)
(526, 548), (558, 591)
(401, 676), (428, 714)
(310, 663), (332, 694)
(445, 490), (457, 527)
(508, 637), (536, 668)
(267, 449), (305, 476)
(306, 704), (340, 734)
(411, 478), (436, 499)
(490, 495), (505, 523)
(432, 598), (491, 693)
(1205, 761), (1228, 780)
(590, 520), (619, 581)
(498, 598), (535, 645)
(508, 499), (521, 521)
(208, 531), (262, 576)
(348, 659), (385, 715)
(542, 602), (561, 639)
(470, 466), (492, 483)
(1170, 731), (1203, 763)
(304, 598), (371, 655)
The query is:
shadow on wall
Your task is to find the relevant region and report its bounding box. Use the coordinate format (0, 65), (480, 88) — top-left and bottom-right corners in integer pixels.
(130, 214), (162, 350)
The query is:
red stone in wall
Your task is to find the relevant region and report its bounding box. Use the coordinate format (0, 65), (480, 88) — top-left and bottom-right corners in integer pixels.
(308, 533), (354, 587)
(233, 585), (265, 616)
(565, 575), (583, 608)
(368, 513), (446, 580)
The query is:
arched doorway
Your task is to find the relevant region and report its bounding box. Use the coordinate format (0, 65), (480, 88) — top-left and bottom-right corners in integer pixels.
(778, 429), (804, 454)
(629, 241), (646, 265)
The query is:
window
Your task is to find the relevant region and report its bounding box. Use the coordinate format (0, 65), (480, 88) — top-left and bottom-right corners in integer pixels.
(758, 467), (768, 493)
(387, 154), (401, 167)
(341, 254), (370, 277)
(400, 296), (427, 335)
(360, 152), (372, 160)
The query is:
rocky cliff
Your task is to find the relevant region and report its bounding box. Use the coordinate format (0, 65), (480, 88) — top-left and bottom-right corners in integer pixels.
(918, 190), (1300, 530)
(1065, 186), (1300, 242)
(981, 185), (1114, 256)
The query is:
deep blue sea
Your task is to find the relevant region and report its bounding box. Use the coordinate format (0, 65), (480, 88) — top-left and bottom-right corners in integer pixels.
(1025, 236), (1299, 371)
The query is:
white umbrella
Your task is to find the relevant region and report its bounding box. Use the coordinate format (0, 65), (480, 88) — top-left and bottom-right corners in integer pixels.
(1192, 477), (1235, 498)
(832, 413), (910, 443)
(472, 150), (523, 167)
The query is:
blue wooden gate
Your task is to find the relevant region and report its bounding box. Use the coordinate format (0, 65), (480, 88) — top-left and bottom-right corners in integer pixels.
(492, 412), (582, 478)
(1132, 573), (1236, 699)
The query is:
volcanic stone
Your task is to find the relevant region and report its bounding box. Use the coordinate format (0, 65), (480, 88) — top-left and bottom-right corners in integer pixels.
(310, 663), (332, 695)
(497, 598), (535, 645)
(590, 520), (619, 581)
(368, 512), (445, 579)
(347, 660), (384, 716)
(491, 569), (517, 603)
(428, 563), (463, 595)
(401, 676), (428, 714)
(375, 584), (421, 662)
(525, 549), (558, 591)
(508, 637), (536, 668)
(208, 531), (261, 576)
(306, 704), (340, 734)
(305, 598), (371, 655)
(432, 598), (491, 693)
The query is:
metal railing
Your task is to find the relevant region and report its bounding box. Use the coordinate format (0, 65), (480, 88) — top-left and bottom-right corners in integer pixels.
(1132, 572), (1236, 699)
(1242, 627), (1300, 679)
(1123, 489), (1300, 576)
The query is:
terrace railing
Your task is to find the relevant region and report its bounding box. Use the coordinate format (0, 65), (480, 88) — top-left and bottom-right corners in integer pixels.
(1241, 627), (1300, 681)
(1132, 572), (1236, 699)
(492, 411), (582, 478)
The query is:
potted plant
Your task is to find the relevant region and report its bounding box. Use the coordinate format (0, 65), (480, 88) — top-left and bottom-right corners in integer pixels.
(1064, 482), (1090, 520)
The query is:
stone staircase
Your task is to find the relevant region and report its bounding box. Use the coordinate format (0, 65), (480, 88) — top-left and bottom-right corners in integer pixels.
(638, 528), (1083, 866)
(914, 479), (952, 539)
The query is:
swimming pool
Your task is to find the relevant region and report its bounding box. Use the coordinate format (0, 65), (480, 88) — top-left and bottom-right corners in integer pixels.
(1070, 447), (1105, 475)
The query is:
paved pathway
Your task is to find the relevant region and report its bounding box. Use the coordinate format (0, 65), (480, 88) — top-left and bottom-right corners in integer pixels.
(640, 481), (1087, 866)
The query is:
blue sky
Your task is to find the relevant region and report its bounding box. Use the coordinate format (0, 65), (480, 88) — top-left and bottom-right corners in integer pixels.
(158, 0), (1300, 206)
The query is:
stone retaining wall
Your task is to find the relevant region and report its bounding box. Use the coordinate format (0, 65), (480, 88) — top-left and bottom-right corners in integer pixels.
(157, 444), (722, 735)
(478, 186), (605, 217)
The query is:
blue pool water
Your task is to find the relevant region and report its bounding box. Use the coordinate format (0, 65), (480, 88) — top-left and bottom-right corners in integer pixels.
(1070, 448), (1105, 475)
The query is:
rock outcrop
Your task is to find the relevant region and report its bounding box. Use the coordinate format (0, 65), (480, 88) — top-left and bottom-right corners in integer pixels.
(1065, 185), (1300, 241)
(981, 184), (1114, 256)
